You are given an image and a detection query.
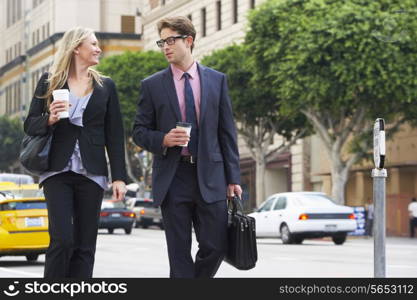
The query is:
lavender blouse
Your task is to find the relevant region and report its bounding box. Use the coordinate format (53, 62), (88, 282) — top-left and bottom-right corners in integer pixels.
(39, 91), (108, 190)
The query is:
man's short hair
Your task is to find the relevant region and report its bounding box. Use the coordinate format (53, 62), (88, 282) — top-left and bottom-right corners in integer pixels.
(157, 16), (196, 51)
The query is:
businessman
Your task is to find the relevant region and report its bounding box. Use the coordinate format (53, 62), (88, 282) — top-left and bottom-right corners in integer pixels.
(132, 16), (242, 278)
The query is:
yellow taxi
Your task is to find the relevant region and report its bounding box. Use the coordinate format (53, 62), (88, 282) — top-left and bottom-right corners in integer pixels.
(0, 182), (49, 261)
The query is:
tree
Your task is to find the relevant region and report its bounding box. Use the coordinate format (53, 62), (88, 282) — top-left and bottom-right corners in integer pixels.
(0, 116), (24, 172)
(246, 0), (417, 204)
(97, 51), (168, 184)
(202, 44), (309, 206)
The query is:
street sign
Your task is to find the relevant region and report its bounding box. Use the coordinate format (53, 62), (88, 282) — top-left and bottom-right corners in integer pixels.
(373, 118), (385, 169)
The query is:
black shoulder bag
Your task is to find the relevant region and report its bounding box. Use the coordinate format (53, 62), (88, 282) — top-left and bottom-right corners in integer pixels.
(19, 93), (52, 176)
(224, 195), (258, 270)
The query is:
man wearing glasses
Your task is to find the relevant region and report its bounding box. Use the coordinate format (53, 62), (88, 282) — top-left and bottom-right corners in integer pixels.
(132, 16), (242, 278)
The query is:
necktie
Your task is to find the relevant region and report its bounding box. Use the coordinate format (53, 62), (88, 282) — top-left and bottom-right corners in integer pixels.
(183, 72), (198, 157)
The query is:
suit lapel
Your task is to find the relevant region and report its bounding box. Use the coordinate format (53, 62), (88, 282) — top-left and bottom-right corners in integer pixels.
(82, 80), (101, 123)
(162, 67), (182, 122)
(198, 64), (209, 126)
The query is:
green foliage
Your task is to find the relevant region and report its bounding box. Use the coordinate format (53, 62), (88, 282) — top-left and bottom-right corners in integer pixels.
(202, 44), (308, 140)
(246, 0), (417, 122)
(97, 51), (168, 135)
(0, 116), (24, 171)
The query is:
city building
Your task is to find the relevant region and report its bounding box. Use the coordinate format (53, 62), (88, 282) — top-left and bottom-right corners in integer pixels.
(0, 0), (143, 119)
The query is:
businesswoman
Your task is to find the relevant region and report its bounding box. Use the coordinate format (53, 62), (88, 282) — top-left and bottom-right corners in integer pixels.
(23, 27), (127, 278)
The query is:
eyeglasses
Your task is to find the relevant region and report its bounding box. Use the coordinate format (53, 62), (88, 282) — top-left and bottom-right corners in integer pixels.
(156, 35), (188, 48)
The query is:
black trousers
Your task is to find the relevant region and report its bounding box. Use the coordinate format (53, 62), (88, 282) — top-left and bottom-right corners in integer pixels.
(410, 217), (417, 238)
(161, 162), (228, 278)
(42, 171), (104, 278)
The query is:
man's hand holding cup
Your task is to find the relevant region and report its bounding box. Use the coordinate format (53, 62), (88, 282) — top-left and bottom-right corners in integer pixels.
(163, 122), (191, 148)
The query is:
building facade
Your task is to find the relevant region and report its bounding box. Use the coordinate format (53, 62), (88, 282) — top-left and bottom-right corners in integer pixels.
(0, 0), (144, 119)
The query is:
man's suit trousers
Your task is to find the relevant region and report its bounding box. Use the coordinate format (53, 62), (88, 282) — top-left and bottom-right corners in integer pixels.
(161, 161), (228, 278)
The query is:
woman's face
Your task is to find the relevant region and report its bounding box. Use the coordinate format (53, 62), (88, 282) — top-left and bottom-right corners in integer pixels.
(74, 33), (102, 66)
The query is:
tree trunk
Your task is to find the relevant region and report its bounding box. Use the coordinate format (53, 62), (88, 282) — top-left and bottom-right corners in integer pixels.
(124, 141), (138, 184)
(329, 157), (349, 205)
(255, 151), (266, 207)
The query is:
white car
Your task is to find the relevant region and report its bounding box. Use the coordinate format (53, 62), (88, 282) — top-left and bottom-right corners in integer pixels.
(248, 192), (357, 245)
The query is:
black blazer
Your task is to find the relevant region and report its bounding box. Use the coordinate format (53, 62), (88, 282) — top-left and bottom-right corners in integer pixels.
(132, 64), (241, 205)
(24, 72), (127, 183)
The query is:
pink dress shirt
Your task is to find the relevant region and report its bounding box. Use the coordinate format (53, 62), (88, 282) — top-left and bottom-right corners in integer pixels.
(170, 62), (201, 155)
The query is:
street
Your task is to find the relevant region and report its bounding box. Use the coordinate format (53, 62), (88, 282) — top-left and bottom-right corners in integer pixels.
(0, 227), (416, 278)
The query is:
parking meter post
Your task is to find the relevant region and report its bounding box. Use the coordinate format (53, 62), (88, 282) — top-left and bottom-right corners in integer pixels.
(372, 118), (387, 278)
(372, 168), (387, 278)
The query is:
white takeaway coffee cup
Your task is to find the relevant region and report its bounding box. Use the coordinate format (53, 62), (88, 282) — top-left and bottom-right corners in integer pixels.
(52, 89), (70, 119)
(176, 122), (192, 147)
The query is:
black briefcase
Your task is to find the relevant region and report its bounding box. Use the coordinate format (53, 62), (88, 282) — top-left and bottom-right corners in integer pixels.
(224, 196), (257, 270)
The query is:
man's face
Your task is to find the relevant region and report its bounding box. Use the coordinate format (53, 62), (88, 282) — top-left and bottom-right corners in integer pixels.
(159, 28), (192, 65)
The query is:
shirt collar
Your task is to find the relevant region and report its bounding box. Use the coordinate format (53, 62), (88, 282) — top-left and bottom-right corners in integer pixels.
(171, 61), (198, 81)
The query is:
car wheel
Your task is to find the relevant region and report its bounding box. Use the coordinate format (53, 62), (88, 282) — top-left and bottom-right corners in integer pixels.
(293, 237), (304, 244)
(26, 254), (39, 262)
(332, 233), (347, 245)
(280, 224), (293, 244)
(125, 227), (132, 234)
(108, 228), (114, 234)
(134, 221), (140, 228)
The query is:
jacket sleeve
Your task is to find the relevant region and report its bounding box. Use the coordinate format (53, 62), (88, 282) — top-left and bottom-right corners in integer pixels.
(104, 78), (128, 183)
(218, 74), (241, 185)
(23, 72), (50, 136)
(131, 80), (166, 155)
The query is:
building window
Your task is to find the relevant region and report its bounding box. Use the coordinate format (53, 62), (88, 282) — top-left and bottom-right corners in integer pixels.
(47, 22), (50, 37)
(232, 0), (238, 24)
(17, 0), (22, 20)
(201, 8), (207, 37)
(32, 31), (35, 47)
(33, 0), (38, 8)
(7, 0), (10, 27)
(36, 28), (40, 44)
(7, 0), (22, 27)
(121, 15), (135, 34)
(161, 0), (166, 5)
(216, 1), (222, 31)
(42, 25), (46, 40)
(249, 0), (255, 9)
(187, 14), (192, 22)
(18, 42), (22, 56)
(149, 0), (159, 10)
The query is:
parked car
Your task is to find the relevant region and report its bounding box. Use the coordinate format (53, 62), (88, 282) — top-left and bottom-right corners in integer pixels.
(0, 173), (34, 184)
(0, 183), (49, 261)
(99, 200), (136, 234)
(128, 198), (163, 229)
(249, 192), (357, 245)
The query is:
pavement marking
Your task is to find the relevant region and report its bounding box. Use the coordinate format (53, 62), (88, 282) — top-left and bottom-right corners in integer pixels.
(0, 267), (42, 277)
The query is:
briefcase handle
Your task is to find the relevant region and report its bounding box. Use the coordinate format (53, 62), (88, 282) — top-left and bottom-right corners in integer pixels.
(228, 195), (244, 215)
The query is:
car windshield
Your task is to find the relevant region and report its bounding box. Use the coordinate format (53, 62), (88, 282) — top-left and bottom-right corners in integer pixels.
(0, 189), (44, 199)
(102, 201), (126, 209)
(0, 201), (46, 211)
(293, 194), (336, 207)
(135, 200), (153, 207)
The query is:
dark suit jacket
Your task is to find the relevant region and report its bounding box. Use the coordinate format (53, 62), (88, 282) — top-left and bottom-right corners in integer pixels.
(132, 64), (240, 206)
(24, 72), (127, 183)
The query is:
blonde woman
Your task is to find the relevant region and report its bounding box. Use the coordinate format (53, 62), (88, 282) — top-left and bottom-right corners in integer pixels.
(23, 27), (127, 278)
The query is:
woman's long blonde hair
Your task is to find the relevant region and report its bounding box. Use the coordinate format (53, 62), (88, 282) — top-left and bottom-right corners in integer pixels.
(42, 27), (103, 106)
